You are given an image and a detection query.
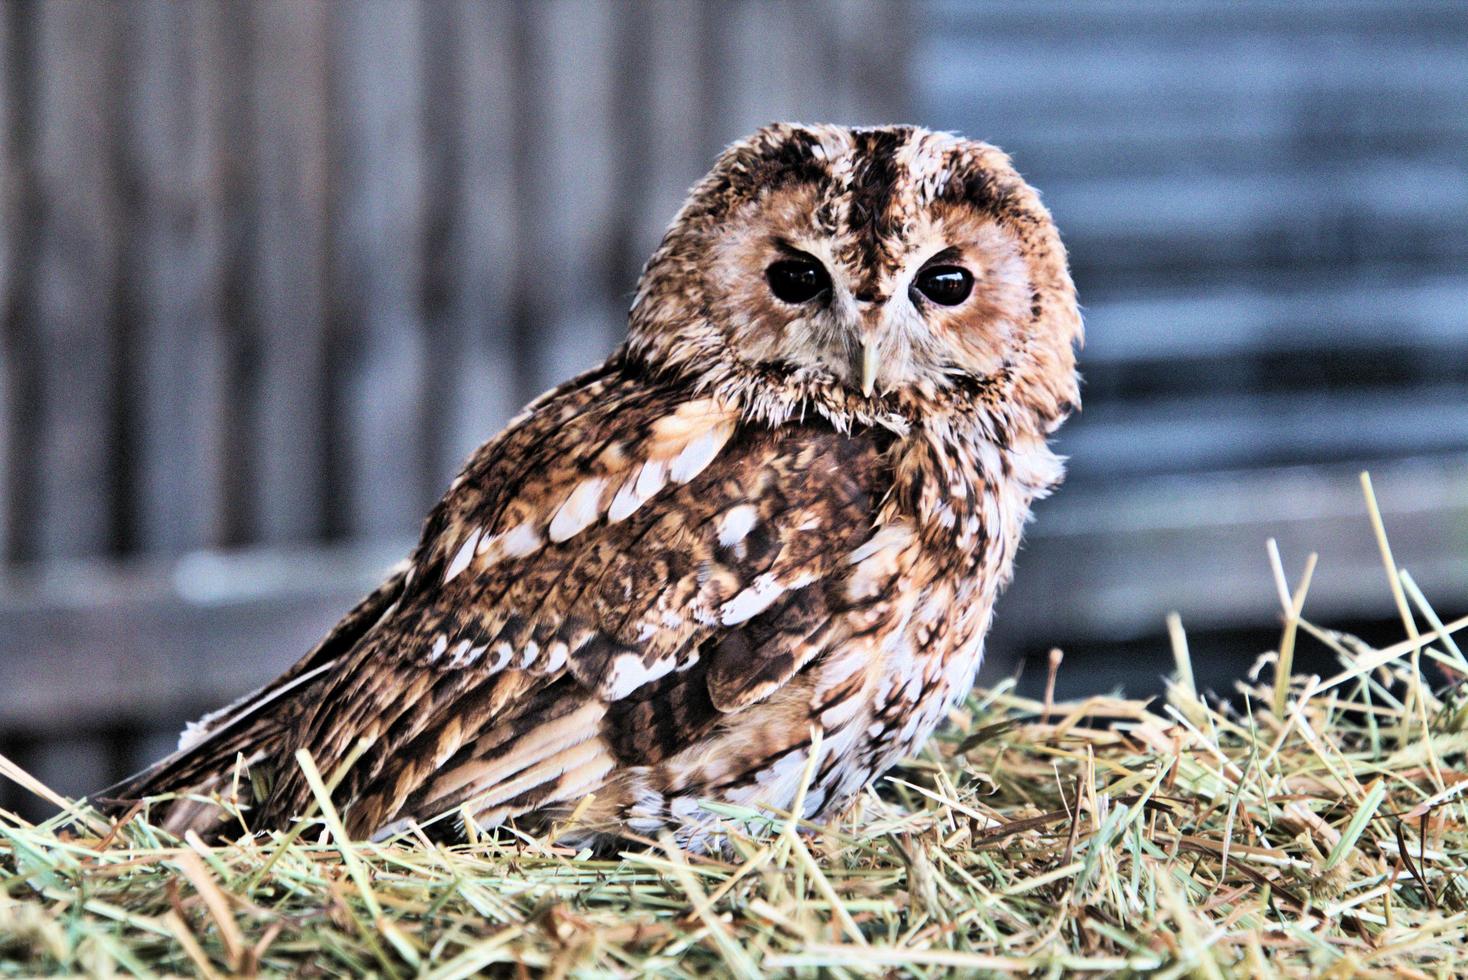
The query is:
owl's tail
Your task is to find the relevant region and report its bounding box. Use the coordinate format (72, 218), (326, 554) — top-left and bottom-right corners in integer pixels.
(95, 564), (409, 840)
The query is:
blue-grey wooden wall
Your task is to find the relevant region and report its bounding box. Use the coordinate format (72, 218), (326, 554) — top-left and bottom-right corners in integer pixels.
(0, 0), (911, 807)
(3, 0), (1468, 811)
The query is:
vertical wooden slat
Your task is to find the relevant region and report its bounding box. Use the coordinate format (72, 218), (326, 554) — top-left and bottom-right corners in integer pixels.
(598, 0), (657, 298)
(127, 1), (228, 554)
(424, 0), (520, 480)
(253, 0), (330, 544)
(512, 0), (621, 398)
(827, 0), (912, 124)
(0, 5), (16, 563)
(30, 1), (123, 560)
(635, 0), (719, 256)
(416, 2), (462, 490)
(198, 0), (259, 549)
(709, 0), (805, 141)
(328, 1), (429, 539)
(0, 2), (39, 566)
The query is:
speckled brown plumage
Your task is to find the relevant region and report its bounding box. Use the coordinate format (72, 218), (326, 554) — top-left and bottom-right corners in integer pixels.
(103, 124), (1082, 849)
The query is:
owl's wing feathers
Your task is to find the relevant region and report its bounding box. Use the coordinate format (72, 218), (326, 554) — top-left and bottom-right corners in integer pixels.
(279, 376), (890, 836)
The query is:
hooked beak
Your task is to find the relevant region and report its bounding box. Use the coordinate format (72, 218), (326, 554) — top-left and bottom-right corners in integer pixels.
(860, 339), (880, 397)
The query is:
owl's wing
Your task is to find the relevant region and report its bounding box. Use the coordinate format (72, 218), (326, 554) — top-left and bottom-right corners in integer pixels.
(270, 368), (890, 836)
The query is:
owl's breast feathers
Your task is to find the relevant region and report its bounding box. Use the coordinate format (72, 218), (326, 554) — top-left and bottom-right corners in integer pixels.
(111, 355), (1057, 843)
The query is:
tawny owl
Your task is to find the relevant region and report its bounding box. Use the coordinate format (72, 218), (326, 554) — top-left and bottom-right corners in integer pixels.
(104, 124), (1081, 849)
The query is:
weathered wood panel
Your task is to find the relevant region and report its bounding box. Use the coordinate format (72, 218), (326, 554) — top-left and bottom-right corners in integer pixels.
(428, 0), (520, 479)
(0, 0), (916, 813)
(28, 3), (124, 561)
(127, 0), (228, 555)
(331, 2), (432, 539)
(0, 0), (912, 565)
(252, 0), (332, 545)
(0, 5), (16, 564)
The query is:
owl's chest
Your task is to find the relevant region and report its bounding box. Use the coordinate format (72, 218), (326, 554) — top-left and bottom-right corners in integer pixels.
(799, 449), (1028, 787)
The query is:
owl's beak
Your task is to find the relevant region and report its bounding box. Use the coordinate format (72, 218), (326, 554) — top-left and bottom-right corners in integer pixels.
(860, 340), (880, 396)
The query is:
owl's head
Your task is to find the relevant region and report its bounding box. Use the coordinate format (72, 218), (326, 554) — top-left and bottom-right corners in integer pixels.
(628, 124), (1082, 433)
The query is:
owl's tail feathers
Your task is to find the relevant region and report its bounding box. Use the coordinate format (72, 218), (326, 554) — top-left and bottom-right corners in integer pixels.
(94, 659), (338, 840)
(94, 562), (410, 840)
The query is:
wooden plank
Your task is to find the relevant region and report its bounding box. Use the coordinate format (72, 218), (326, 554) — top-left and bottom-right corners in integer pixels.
(595, 0), (663, 304)
(991, 456), (1468, 645)
(924, 39), (1468, 111)
(28, 1), (124, 560)
(625, 0), (711, 261)
(919, 10), (1468, 180)
(328, 2), (430, 539)
(251, 0), (331, 543)
(929, 0), (1468, 38)
(418, 1), (519, 485)
(509, 0), (621, 397)
(414, 0), (462, 489)
(0, 4), (17, 563)
(825, 0), (913, 124)
(0, 538), (406, 734)
(1081, 276), (1468, 366)
(125, 1), (229, 554)
(1060, 386), (1468, 481)
(924, 112), (1468, 186)
(193, 0), (259, 549)
(706, 0), (806, 144)
(1044, 164), (1468, 288)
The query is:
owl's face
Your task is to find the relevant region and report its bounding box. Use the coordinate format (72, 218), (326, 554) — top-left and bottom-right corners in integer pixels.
(631, 124), (1081, 432)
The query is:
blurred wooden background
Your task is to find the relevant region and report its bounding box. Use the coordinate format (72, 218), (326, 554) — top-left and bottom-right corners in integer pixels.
(2, 0), (1466, 813)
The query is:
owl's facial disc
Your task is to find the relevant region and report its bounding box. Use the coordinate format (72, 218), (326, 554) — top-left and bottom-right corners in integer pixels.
(757, 245), (987, 395)
(722, 203), (1030, 400)
(629, 124), (1081, 428)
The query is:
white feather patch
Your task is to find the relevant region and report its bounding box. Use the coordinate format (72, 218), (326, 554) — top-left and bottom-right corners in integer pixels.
(488, 641), (514, 672)
(608, 475), (643, 522)
(548, 477), (609, 542)
(608, 457), (673, 522)
(845, 525), (915, 602)
(720, 572), (815, 626)
(716, 505), (758, 547)
(668, 425), (731, 484)
(444, 527), (482, 584)
(636, 458), (669, 498)
(846, 524), (913, 565)
(447, 638), (473, 667)
(602, 651), (678, 699)
(501, 521), (542, 558)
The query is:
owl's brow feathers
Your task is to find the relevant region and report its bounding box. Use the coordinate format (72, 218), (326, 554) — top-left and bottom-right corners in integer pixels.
(630, 124), (1080, 437)
(689, 124), (1028, 236)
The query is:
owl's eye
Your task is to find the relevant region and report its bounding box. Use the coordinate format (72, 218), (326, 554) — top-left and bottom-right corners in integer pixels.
(912, 266), (973, 306)
(766, 257), (831, 304)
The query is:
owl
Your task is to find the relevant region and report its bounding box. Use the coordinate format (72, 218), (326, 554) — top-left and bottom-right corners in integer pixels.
(104, 124), (1081, 850)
